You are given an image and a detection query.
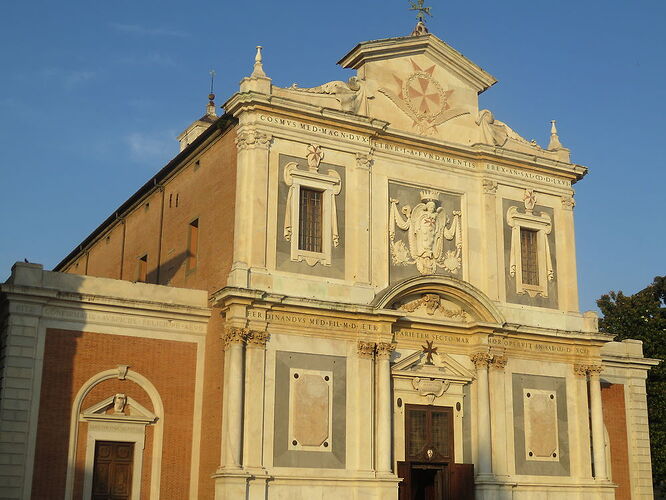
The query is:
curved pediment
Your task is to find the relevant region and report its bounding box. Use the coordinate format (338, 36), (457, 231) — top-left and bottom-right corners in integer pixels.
(374, 275), (504, 325)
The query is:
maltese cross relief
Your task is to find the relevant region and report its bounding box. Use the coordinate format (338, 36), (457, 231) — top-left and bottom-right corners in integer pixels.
(378, 59), (469, 136)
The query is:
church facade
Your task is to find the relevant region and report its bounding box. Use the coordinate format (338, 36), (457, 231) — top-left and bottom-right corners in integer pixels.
(0, 25), (658, 500)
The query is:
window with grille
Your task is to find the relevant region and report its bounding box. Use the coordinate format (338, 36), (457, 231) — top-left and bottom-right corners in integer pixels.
(520, 228), (539, 286)
(298, 188), (323, 253)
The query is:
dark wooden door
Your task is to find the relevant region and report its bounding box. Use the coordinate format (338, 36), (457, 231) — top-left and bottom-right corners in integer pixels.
(92, 441), (134, 500)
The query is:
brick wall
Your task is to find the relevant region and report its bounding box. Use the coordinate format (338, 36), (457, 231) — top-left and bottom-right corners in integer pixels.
(602, 383), (631, 500)
(32, 329), (198, 500)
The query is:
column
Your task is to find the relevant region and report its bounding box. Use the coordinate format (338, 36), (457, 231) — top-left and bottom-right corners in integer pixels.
(471, 353), (493, 476)
(243, 331), (269, 470)
(221, 327), (247, 470)
(357, 341), (375, 471)
(375, 342), (395, 475)
(588, 365), (608, 480)
(489, 355), (508, 477)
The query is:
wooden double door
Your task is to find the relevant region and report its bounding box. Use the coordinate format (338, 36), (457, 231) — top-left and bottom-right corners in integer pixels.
(398, 404), (474, 500)
(91, 441), (134, 500)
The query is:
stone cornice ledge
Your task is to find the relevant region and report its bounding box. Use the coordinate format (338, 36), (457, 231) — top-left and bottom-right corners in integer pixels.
(499, 323), (614, 342)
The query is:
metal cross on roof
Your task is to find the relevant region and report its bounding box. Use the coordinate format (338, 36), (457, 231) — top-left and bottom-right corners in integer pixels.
(421, 340), (438, 365)
(410, 0), (432, 24)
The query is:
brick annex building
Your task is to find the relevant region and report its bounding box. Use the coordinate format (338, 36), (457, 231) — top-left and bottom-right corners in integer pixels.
(0, 21), (659, 500)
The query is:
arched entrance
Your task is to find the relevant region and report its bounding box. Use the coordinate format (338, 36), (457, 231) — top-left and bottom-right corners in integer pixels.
(374, 276), (504, 500)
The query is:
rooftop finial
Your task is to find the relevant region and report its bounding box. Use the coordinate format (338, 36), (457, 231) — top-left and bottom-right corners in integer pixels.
(410, 0), (432, 36)
(252, 46), (266, 78)
(548, 120), (564, 150)
(206, 69), (217, 117)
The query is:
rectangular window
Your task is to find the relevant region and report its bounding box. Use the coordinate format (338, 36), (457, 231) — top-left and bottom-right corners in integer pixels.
(187, 218), (199, 272)
(137, 254), (148, 283)
(520, 229), (539, 286)
(298, 188), (322, 253)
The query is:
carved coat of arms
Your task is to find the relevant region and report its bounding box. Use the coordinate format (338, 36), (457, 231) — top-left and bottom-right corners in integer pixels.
(389, 190), (462, 275)
(378, 59), (469, 135)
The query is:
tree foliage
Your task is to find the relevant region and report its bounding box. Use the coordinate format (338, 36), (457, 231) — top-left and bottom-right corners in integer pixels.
(597, 276), (665, 486)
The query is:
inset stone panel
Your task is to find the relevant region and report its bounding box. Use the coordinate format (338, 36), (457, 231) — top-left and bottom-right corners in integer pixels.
(523, 388), (559, 462)
(274, 351), (346, 468)
(288, 369), (333, 452)
(512, 373), (570, 476)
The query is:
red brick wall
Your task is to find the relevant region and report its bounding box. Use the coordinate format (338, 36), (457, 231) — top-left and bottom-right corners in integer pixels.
(602, 383), (631, 500)
(62, 125), (237, 295)
(32, 329), (198, 500)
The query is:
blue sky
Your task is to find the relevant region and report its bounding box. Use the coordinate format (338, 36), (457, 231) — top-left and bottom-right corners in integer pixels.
(1, 0), (664, 312)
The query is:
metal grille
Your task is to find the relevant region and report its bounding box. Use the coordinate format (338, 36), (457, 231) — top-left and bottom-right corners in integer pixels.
(298, 188), (323, 252)
(408, 410), (427, 458)
(520, 228), (539, 285)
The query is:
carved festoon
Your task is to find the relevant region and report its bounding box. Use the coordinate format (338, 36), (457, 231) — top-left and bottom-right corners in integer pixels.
(357, 341), (376, 359)
(397, 293), (469, 321)
(470, 352), (492, 369)
(561, 196), (575, 211)
(355, 152), (373, 169)
(376, 342), (396, 360)
(482, 178), (498, 194)
(389, 190), (462, 275)
(235, 130), (272, 150)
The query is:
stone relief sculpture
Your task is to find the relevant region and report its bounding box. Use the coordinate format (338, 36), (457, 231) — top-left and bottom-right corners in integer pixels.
(113, 393), (127, 414)
(390, 190), (462, 275)
(289, 76), (367, 114)
(378, 59), (468, 135)
(397, 293), (469, 321)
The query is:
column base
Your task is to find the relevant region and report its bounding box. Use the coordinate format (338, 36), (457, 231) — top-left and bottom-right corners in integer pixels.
(212, 469), (251, 500)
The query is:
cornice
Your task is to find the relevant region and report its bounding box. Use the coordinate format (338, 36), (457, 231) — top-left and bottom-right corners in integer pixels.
(224, 91), (586, 184)
(337, 34), (497, 94)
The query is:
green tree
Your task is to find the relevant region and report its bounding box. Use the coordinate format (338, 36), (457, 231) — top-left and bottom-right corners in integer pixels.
(597, 276), (665, 487)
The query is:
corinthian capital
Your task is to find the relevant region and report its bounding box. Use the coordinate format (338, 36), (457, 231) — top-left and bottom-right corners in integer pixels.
(470, 353), (492, 369)
(376, 342), (396, 360)
(490, 354), (508, 369)
(223, 326), (248, 349)
(357, 341), (375, 359)
(235, 130), (272, 150)
(246, 330), (270, 348)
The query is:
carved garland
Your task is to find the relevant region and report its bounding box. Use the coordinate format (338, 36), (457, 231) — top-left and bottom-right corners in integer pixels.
(235, 130), (272, 150)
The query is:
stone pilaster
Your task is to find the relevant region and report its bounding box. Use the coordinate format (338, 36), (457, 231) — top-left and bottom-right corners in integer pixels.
(489, 354), (508, 477)
(471, 353), (493, 477)
(243, 331), (269, 473)
(220, 326), (248, 471)
(587, 365), (608, 480)
(356, 341), (375, 472)
(375, 342), (395, 475)
(228, 128), (272, 287)
(482, 178), (500, 301)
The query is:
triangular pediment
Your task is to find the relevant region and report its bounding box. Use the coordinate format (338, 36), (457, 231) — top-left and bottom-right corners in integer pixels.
(81, 394), (157, 425)
(392, 349), (474, 382)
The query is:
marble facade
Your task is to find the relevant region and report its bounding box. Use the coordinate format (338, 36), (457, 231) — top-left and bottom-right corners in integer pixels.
(0, 25), (658, 500)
